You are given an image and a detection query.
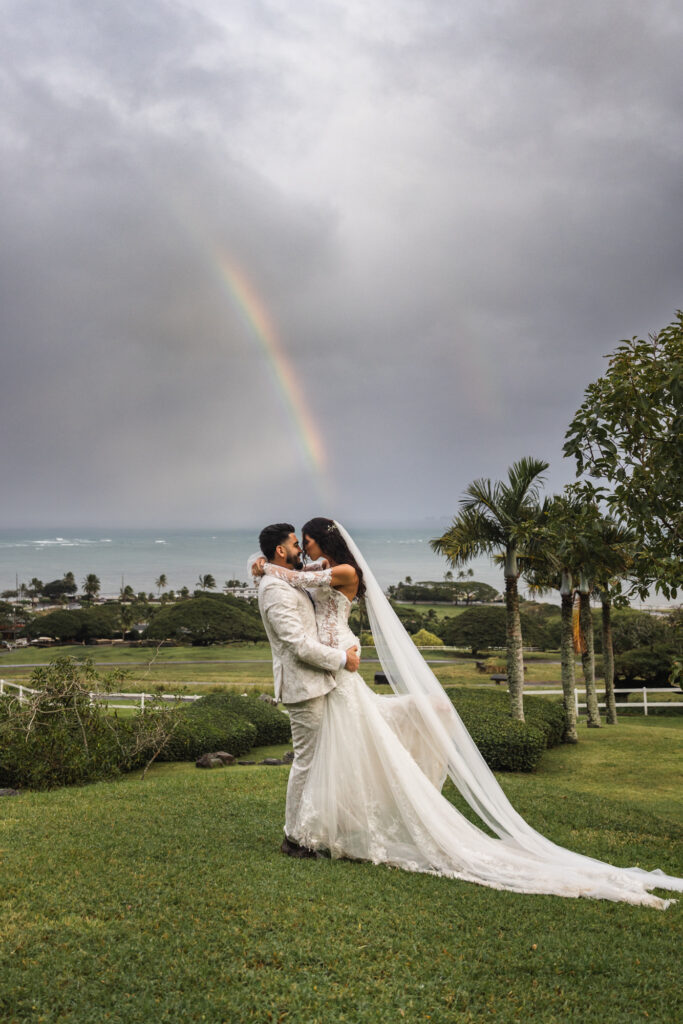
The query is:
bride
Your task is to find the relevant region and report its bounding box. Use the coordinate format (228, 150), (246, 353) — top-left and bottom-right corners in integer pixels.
(253, 517), (682, 908)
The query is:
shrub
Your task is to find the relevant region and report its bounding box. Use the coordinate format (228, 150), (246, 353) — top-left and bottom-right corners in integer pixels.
(411, 629), (444, 647)
(0, 657), (175, 790)
(157, 699), (257, 762)
(188, 693), (291, 746)
(445, 688), (564, 772)
(614, 644), (678, 688)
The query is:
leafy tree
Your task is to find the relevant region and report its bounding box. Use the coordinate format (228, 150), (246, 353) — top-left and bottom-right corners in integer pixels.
(26, 606), (120, 643)
(605, 609), (670, 654)
(82, 574), (101, 601)
(42, 578), (77, 601)
(614, 645), (678, 688)
(145, 594), (265, 645)
(432, 457), (549, 721)
(178, 586), (190, 599)
(63, 572), (76, 590)
(441, 606), (551, 656)
(119, 584), (135, 602)
(0, 601), (15, 628)
(564, 312), (683, 598)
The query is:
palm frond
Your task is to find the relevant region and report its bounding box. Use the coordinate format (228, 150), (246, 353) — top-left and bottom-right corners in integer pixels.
(430, 508), (503, 566)
(505, 456), (549, 507)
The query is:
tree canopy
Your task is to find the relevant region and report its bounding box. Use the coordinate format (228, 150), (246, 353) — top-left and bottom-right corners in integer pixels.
(144, 594), (265, 645)
(564, 311), (683, 598)
(441, 606), (553, 655)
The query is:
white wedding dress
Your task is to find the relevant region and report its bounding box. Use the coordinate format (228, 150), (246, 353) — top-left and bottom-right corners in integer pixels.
(259, 525), (682, 908)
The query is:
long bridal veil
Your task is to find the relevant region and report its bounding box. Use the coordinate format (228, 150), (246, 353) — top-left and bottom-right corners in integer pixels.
(335, 521), (682, 907)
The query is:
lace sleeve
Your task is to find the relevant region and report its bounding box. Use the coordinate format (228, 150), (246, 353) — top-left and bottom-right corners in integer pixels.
(262, 563), (333, 589)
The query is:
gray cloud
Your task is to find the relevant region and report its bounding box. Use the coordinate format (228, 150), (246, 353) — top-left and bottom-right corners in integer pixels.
(1, 0), (681, 528)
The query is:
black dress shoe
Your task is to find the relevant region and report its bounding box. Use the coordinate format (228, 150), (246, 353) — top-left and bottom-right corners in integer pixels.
(280, 836), (319, 859)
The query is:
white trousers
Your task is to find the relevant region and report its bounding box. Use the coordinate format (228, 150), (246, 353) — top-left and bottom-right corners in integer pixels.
(283, 694), (325, 842)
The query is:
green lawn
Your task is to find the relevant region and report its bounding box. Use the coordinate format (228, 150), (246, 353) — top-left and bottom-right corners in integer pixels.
(0, 642), (565, 691)
(1, 720), (681, 1023)
(393, 602), (470, 620)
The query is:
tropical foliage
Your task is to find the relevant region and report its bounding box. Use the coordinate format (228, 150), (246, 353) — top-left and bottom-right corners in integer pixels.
(564, 311), (683, 598)
(144, 594), (265, 645)
(440, 605), (552, 655)
(432, 457), (549, 721)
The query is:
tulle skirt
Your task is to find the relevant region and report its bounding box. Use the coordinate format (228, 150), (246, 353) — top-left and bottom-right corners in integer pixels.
(292, 669), (679, 909)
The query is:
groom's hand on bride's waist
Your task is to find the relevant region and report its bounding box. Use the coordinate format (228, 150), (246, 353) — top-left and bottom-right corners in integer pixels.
(345, 645), (360, 672)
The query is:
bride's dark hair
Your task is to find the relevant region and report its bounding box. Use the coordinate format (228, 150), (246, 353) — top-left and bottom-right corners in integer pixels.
(301, 517), (366, 599)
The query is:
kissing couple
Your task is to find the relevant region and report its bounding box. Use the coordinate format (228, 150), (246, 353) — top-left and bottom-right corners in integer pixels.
(249, 518), (682, 908)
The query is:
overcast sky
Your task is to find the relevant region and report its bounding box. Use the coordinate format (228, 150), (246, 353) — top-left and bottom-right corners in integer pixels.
(1, 0), (681, 529)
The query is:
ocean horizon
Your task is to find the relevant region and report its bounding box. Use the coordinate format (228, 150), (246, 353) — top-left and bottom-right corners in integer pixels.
(0, 525), (506, 599)
(0, 527), (671, 610)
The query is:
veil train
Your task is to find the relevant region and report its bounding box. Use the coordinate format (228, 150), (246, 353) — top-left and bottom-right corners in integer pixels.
(335, 521), (683, 907)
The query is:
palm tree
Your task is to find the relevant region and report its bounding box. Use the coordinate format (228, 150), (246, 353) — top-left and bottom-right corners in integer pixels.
(523, 495), (581, 743)
(119, 603), (135, 641)
(575, 573), (601, 728)
(29, 578), (43, 600)
(82, 574), (101, 602)
(431, 456), (549, 721)
(155, 574), (167, 597)
(61, 571), (77, 598)
(578, 511), (636, 726)
(197, 574), (216, 592)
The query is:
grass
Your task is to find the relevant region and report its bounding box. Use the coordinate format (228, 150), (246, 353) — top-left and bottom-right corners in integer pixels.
(1, 720), (681, 1023)
(393, 602), (469, 620)
(0, 642), (564, 689)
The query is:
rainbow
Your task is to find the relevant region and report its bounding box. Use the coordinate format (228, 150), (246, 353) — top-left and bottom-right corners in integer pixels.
(215, 253), (327, 482)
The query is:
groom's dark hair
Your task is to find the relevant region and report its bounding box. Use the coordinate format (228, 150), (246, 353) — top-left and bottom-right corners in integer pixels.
(259, 523), (295, 561)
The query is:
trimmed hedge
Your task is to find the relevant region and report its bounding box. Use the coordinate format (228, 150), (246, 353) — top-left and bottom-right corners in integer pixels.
(157, 700), (257, 762)
(445, 687), (565, 772)
(188, 693), (291, 746)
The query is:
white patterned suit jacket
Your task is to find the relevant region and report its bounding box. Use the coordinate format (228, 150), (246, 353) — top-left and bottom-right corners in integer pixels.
(258, 573), (345, 704)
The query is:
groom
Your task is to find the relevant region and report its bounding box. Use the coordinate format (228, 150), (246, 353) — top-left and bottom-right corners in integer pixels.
(256, 523), (360, 858)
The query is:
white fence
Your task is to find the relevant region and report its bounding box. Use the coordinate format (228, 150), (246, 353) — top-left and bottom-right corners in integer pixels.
(0, 679), (200, 711)
(2, 677), (681, 717)
(524, 687), (682, 716)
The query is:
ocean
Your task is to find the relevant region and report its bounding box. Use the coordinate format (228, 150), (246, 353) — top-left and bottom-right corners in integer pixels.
(0, 526), (504, 599)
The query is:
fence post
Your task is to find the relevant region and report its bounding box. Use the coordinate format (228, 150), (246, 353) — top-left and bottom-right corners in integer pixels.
(19, 685), (24, 702)
(141, 693), (145, 713)
(0, 679), (4, 695)
(643, 687), (648, 716)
